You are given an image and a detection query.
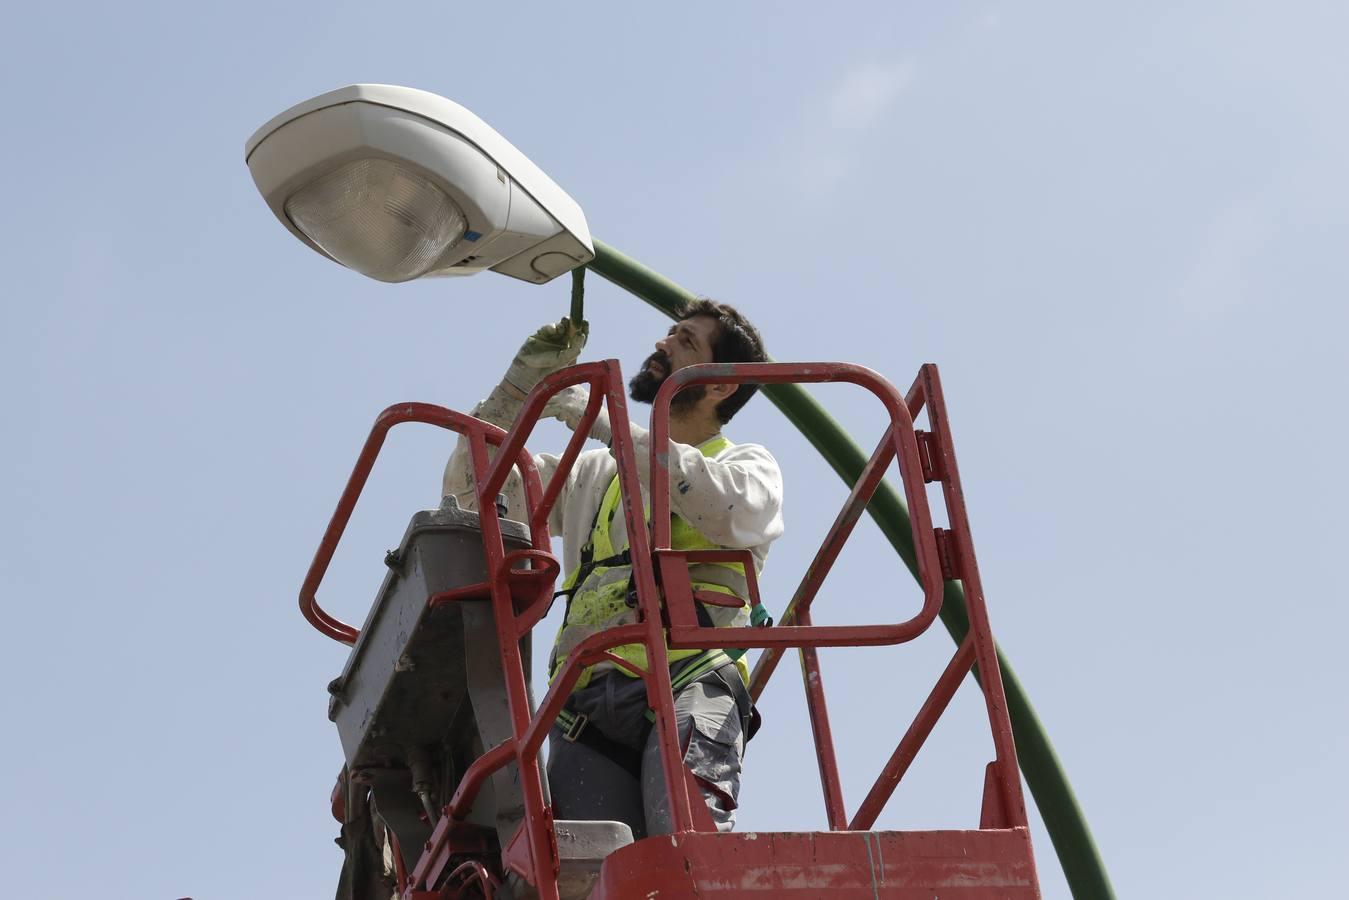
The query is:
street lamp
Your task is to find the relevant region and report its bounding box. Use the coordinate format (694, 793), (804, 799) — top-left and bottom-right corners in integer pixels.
(244, 85), (1113, 899)
(245, 84), (593, 284)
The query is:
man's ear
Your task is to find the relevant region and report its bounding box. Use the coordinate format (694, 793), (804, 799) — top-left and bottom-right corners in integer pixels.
(709, 382), (739, 403)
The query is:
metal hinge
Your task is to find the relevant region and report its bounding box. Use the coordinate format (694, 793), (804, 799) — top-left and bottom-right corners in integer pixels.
(916, 430), (945, 483)
(934, 528), (961, 580)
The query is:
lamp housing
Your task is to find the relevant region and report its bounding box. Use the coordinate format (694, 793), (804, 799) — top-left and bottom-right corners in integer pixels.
(245, 84), (593, 284)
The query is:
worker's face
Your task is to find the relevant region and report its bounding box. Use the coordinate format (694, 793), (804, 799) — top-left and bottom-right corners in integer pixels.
(629, 314), (721, 408)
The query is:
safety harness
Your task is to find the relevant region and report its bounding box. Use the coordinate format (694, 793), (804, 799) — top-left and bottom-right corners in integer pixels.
(550, 435), (770, 770)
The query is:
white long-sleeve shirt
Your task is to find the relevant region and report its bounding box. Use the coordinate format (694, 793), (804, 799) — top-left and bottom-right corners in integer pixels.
(441, 389), (784, 585)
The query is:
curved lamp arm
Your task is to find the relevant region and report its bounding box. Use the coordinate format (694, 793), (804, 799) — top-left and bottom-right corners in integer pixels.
(586, 237), (1115, 900)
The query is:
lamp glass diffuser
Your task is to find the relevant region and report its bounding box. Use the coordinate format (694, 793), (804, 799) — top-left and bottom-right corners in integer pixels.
(283, 158), (468, 283)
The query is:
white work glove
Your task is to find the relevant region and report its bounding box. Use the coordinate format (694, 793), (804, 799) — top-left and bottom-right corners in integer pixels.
(543, 385), (613, 444)
(504, 317), (589, 395)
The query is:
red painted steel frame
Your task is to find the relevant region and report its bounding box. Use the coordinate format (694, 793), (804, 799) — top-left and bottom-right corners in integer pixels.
(596, 829), (1039, 898)
(418, 362), (637, 900)
(650, 362), (1028, 837)
(650, 363), (945, 647)
(904, 364), (1028, 832)
(298, 402), (550, 646)
(303, 359), (1034, 898)
(301, 362), (694, 898)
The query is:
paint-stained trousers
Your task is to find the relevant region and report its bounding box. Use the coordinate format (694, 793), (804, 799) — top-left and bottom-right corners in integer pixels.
(546, 666), (746, 839)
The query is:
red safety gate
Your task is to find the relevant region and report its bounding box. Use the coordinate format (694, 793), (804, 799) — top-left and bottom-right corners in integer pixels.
(301, 359), (1041, 899)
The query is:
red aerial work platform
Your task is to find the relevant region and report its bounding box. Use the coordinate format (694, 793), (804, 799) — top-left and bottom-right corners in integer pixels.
(301, 359), (1041, 899)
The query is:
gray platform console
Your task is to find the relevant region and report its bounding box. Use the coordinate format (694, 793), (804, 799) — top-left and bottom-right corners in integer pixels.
(327, 496), (534, 868)
(327, 496), (633, 898)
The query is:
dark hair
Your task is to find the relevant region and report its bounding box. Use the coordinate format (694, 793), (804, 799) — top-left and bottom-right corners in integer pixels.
(679, 298), (769, 424)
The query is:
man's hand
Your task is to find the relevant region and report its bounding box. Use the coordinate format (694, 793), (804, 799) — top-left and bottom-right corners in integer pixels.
(504, 317), (589, 395)
(543, 385), (613, 444)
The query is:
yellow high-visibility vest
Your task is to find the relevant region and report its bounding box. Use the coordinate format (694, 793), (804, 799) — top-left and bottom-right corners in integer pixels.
(549, 435), (755, 690)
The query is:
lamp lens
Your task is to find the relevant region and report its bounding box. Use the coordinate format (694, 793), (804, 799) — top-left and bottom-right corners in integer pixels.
(284, 158), (467, 283)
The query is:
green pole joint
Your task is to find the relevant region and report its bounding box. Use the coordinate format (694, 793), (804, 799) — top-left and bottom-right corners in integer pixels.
(586, 237), (1115, 900)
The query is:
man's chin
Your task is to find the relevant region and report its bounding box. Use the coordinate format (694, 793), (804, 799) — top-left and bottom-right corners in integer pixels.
(628, 376), (705, 411)
(628, 375), (659, 404)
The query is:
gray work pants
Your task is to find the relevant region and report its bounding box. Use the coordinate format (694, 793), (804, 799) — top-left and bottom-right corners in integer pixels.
(546, 667), (745, 840)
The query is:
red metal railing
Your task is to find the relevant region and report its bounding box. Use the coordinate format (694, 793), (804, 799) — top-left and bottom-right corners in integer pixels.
(301, 362), (644, 900)
(298, 402), (551, 646)
(648, 362), (1027, 836)
(302, 359), (1028, 899)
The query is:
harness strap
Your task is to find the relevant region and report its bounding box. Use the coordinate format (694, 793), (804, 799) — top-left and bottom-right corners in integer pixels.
(553, 433), (774, 683)
(555, 708), (645, 778)
(552, 549), (631, 603)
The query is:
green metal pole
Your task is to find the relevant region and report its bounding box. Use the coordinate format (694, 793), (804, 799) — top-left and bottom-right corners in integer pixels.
(587, 237), (1115, 900)
(570, 266), (587, 325)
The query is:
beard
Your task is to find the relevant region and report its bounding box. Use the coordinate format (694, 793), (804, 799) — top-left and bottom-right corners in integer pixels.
(629, 350), (706, 411)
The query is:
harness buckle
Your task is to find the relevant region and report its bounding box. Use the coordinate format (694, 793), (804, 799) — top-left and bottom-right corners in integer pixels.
(562, 712), (589, 742)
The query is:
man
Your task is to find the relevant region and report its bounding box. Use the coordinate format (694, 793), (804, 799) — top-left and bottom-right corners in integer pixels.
(442, 299), (781, 840)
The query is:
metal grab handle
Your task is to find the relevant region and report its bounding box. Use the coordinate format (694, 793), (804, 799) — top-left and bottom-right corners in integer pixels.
(649, 363), (946, 657)
(692, 590), (743, 609)
(499, 549), (562, 634)
(298, 402), (546, 646)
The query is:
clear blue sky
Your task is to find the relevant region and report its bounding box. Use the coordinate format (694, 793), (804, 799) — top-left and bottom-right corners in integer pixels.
(4, 2), (1346, 897)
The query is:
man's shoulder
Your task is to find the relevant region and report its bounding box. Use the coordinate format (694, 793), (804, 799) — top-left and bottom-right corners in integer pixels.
(575, 446), (618, 477)
(537, 446), (614, 495)
(714, 438), (779, 466)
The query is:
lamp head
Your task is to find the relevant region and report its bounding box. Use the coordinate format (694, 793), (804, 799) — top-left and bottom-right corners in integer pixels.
(245, 85), (593, 284)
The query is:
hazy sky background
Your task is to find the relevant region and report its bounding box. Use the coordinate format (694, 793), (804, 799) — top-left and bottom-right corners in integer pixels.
(4, 2), (1347, 897)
